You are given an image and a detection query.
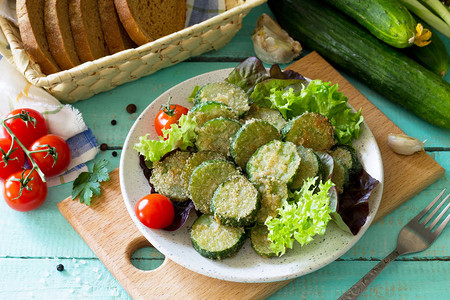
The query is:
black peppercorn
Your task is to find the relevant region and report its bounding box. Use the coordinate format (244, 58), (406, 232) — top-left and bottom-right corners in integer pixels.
(111, 120), (117, 126)
(56, 264), (64, 272)
(112, 151), (118, 157)
(126, 104), (137, 114)
(100, 143), (108, 151)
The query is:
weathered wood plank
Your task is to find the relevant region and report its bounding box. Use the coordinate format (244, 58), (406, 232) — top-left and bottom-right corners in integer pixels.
(0, 258), (448, 299)
(269, 261), (450, 300)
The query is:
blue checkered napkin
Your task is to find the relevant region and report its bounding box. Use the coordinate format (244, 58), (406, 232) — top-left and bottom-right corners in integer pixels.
(46, 129), (99, 187)
(186, 0), (226, 27)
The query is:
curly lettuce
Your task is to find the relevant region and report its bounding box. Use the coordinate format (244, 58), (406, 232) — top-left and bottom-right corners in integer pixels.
(134, 115), (198, 162)
(265, 177), (334, 256)
(267, 80), (364, 144)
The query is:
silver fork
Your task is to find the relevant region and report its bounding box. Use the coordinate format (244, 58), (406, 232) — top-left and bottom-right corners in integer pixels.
(339, 189), (450, 300)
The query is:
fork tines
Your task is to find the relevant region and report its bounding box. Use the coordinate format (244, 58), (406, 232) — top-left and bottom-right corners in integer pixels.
(414, 189), (450, 234)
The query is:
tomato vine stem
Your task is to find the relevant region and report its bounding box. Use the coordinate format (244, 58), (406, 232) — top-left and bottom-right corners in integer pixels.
(1, 111), (50, 183)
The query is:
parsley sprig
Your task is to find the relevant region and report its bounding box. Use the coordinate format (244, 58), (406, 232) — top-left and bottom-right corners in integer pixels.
(72, 159), (110, 205)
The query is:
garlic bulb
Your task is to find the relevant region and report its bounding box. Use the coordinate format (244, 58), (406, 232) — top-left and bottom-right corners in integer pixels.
(251, 14), (302, 65)
(387, 133), (425, 155)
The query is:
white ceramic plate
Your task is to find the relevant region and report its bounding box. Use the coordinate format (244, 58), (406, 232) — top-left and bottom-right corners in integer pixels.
(120, 69), (384, 283)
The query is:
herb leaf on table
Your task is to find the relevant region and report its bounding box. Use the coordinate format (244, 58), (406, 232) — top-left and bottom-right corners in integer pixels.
(72, 159), (110, 205)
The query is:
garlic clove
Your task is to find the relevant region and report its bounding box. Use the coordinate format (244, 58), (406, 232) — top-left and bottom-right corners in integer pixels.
(387, 133), (425, 155)
(251, 14), (302, 65)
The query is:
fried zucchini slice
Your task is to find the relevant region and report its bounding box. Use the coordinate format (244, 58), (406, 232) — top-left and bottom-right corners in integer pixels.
(181, 151), (225, 189)
(188, 159), (241, 214)
(247, 140), (300, 185)
(329, 144), (362, 176)
(188, 101), (238, 127)
(290, 146), (323, 190)
(230, 119), (282, 170)
(254, 177), (288, 224)
(195, 117), (242, 157)
(149, 150), (191, 202)
(250, 225), (277, 258)
(243, 104), (287, 131)
(211, 175), (260, 227)
(195, 82), (250, 116)
(282, 112), (336, 151)
(191, 215), (246, 260)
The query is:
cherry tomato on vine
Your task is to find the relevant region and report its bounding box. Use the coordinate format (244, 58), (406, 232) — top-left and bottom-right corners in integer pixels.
(0, 138), (25, 180)
(28, 134), (71, 177)
(2, 108), (48, 148)
(135, 194), (174, 229)
(154, 98), (189, 137)
(3, 169), (47, 212)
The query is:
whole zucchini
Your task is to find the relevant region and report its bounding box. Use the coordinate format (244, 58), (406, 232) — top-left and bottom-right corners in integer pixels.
(323, 0), (418, 48)
(268, 0), (450, 129)
(404, 19), (450, 77)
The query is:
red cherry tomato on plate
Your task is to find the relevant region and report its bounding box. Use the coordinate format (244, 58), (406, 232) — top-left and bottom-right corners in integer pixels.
(154, 98), (189, 137)
(135, 194), (174, 229)
(2, 108), (48, 148)
(0, 138), (25, 180)
(28, 134), (71, 177)
(3, 169), (48, 212)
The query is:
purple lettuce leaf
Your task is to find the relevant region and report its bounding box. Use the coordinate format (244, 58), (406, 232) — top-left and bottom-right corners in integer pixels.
(139, 154), (155, 193)
(226, 57), (269, 94)
(164, 201), (195, 231)
(226, 57), (307, 97)
(269, 64), (306, 80)
(328, 185), (352, 234)
(337, 169), (379, 235)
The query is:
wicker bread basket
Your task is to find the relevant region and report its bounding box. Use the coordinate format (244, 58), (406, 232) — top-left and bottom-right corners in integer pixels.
(0, 0), (266, 103)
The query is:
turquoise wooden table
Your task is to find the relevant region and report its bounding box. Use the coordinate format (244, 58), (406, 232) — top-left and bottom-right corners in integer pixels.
(1, 3), (449, 299)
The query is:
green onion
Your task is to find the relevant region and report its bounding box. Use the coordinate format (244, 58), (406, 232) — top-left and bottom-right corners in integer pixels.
(400, 0), (450, 37)
(419, 0), (450, 26)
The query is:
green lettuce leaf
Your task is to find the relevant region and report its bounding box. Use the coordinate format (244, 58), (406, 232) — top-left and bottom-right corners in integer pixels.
(134, 114), (198, 162)
(267, 80), (363, 144)
(265, 177), (334, 256)
(250, 79), (306, 108)
(187, 85), (200, 103)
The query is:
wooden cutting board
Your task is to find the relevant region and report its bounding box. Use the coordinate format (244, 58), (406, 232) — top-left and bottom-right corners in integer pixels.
(58, 52), (444, 300)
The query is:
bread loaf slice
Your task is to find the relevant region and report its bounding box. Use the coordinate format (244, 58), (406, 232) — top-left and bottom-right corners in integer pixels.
(98, 0), (136, 54)
(17, 0), (60, 75)
(69, 0), (109, 62)
(45, 0), (81, 70)
(114, 0), (186, 46)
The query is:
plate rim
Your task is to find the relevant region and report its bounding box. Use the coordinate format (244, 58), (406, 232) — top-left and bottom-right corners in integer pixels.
(119, 68), (384, 283)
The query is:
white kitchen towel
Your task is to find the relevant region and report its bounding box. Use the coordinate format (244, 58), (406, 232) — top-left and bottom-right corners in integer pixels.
(0, 57), (99, 187)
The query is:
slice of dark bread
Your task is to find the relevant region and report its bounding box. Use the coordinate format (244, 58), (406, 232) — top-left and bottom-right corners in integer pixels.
(68, 0), (109, 62)
(17, 0), (60, 75)
(45, 0), (81, 70)
(114, 0), (186, 46)
(98, 0), (136, 54)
